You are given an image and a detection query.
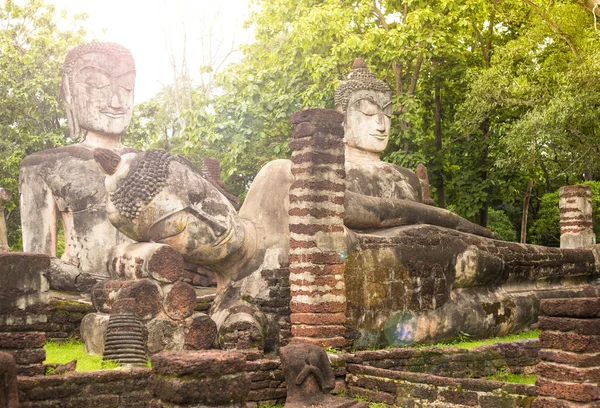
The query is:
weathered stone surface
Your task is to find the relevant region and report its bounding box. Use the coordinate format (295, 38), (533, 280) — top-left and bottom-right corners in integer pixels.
(537, 377), (600, 402)
(0, 252), (50, 313)
(0, 332), (45, 349)
(46, 258), (98, 292)
(108, 243), (184, 282)
(0, 352), (18, 408)
(539, 316), (600, 335)
(280, 343), (367, 408)
(537, 361), (600, 383)
(152, 350), (245, 377)
(163, 281), (196, 321)
(541, 298), (600, 318)
(539, 331), (600, 353)
(539, 349), (600, 368)
(183, 313), (217, 350)
(146, 318), (184, 355)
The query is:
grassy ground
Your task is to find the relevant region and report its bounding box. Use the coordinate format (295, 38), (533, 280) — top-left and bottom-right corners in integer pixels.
(431, 329), (540, 350)
(44, 339), (120, 372)
(486, 371), (537, 384)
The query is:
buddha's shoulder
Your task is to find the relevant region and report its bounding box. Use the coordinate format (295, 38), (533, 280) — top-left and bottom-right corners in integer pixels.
(21, 145), (137, 168)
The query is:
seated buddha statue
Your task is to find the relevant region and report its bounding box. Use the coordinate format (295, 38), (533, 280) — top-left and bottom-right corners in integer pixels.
(338, 58), (493, 237)
(19, 42), (137, 289)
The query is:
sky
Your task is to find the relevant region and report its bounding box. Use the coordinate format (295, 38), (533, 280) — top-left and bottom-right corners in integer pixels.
(49, 0), (253, 102)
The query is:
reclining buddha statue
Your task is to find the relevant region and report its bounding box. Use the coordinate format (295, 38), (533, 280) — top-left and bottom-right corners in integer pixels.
(95, 59), (600, 351)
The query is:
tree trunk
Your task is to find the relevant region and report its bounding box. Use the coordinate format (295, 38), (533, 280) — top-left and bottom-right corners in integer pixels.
(434, 81), (445, 208)
(520, 180), (533, 243)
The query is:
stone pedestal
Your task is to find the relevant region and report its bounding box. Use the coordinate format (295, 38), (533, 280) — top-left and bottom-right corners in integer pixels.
(150, 350), (249, 407)
(0, 252), (49, 375)
(534, 298), (600, 407)
(560, 185), (595, 249)
(288, 109), (347, 349)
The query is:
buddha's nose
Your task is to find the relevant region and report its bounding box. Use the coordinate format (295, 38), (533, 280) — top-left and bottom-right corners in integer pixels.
(375, 113), (386, 131)
(109, 87), (123, 109)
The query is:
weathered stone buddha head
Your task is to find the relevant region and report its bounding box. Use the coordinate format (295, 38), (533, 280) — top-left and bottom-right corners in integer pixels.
(61, 42), (136, 140)
(335, 58), (392, 154)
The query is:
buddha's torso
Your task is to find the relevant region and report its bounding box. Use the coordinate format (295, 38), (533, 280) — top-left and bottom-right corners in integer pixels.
(20, 144), (136, 276)
(345, 160), (422, 203)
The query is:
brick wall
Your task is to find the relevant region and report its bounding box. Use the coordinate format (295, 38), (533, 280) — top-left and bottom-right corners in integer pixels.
(352, 339), (539, 378)
(18, 369), (152, 407)
(346, 364), (537, 407)
(44, 299), (95, 341)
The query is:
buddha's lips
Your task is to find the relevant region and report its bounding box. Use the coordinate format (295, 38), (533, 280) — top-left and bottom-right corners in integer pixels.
(102, 111), (126, 118)
(370, 134), (388, 140)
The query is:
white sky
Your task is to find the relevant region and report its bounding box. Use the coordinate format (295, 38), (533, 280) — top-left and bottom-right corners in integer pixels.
(49, 0), (253, 102)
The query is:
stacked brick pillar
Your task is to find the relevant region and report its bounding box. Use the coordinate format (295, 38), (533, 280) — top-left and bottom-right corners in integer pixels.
(559, 185), (595, 249)
(288, 109), (347, 348)
(534, 298), (600, 407)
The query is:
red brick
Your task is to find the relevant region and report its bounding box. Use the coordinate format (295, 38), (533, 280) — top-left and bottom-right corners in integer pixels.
(290, 264), (345, 276)
(539, 316), (600, 336)
(289, 275), (341, 287)
(541, 298), (600, 319)
(290, 301), (346, 313)
(290, 313), (346, 325)
(291, 336), (346, 348)
(291, 324), (346, 338)
(537, 377), (600, 402)
(290, 109), (344, 125)
(537, 361), (600, 383)
(290, 288), (345, 297)
(540, 331), (600, 353)
(0, 332), (45, 349)
(539, 349), (600, 368)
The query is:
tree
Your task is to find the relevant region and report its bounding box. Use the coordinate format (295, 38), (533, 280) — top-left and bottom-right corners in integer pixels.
(0, 0), (86, 249)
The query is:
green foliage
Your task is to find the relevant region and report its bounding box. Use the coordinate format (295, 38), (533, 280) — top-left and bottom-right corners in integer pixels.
(487, 208), (518, 242)
(44, 339), (120, 372)
(530, 181), (600, 246)
(0, 0), (86, 249)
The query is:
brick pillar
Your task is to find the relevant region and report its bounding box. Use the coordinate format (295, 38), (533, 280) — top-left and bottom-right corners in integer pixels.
(288, 109), (347, 349)
(534, 298), (600, 407)
(0, 188), (11, 251)
(415, 164), (435, 206)
(203, 157), (222, 185)
(560, 185), (594, 248)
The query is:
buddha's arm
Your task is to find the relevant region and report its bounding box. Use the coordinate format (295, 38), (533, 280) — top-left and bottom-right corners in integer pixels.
(344, 190), (495, 239)
(19, 166), (58, 255)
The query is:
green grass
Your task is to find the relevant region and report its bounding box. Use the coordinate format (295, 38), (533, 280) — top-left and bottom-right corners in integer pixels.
(44, 339), (121, 372)
(431, 330), (540, 350)
(486, 370), (538, 384)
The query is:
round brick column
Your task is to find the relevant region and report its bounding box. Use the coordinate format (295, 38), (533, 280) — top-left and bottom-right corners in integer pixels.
(534, 298), (600, 407)
(559, 185), (594, 249)
(288, 109), (347, 349)
(0, 188), (11, 251)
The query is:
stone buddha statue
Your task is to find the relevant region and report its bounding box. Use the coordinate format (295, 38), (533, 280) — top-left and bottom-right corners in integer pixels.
(19, 42), (137, 288)
(337, 58), (493, 237)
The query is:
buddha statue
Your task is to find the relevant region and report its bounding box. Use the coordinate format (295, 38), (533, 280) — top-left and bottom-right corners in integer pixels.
(337, 58), (493, 237)
(19, 42), (137, 288)
(96, 59), (600, 352)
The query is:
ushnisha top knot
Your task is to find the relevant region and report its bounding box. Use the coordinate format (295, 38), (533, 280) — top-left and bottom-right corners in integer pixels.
(334, 58), (392, 113)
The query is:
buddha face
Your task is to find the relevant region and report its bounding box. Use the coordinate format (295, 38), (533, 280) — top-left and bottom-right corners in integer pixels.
(68, 52), (135, 136)
(344, 90), (392, 153)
